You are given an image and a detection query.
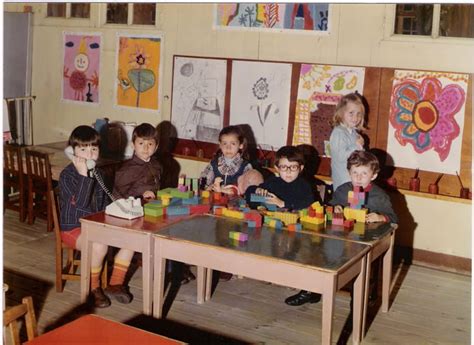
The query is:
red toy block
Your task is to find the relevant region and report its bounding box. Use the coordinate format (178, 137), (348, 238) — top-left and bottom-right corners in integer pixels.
(244, 211), (262, 227)
(190, 204), (211, 215)
(308, 207), (316, 217)
(343, 219), (354, 228)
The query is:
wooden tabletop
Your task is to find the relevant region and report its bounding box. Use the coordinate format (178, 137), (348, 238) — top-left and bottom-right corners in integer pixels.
(25, 314), (185, 344)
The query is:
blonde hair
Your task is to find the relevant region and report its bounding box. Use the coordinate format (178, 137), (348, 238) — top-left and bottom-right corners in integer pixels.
(332, 93), (365, 130)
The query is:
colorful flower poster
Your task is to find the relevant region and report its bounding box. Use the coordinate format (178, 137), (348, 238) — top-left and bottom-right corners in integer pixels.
(387, 70), (468, 174)
(62, 32), (101, 104)
(292, 64), (365, 156)
(116, 34), (162, 111)
(215, 3), (329, 32)
(171, 57), (227, 144)
(229, 60), (292, 150)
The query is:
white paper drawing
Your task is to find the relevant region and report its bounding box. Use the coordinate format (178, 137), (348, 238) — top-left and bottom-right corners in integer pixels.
(171, 57), (227, 143)
(229, 60), (292, 150)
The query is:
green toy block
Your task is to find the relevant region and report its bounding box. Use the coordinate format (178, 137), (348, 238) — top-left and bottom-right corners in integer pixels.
(157, 188), (174, 196)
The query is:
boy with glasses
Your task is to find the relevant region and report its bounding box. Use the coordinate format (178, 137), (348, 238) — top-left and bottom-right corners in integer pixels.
(245, 146), (314, 210)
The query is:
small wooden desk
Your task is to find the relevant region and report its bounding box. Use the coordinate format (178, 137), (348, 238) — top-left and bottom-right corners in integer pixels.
(80, 212), (190, 315)
(309, 221), (397, 336)
(152, 215), (370, 345)
(24, 314), (185, 344)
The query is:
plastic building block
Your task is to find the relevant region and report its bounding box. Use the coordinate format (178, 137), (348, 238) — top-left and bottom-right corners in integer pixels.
(213, 205), (225, 215)
(182, 196), (200, 205)
(222, 208), (244, 220)
(287, 223), (302, 231)
(144, 203), (165, 217)
(343, 219), (355, 228)
(157, 188), (174, 196)
(229, 231), (248, 241)
(244, 211), (262, 227)
(166, 206), (190, 216)
(264, 203), (277, 211)
(201, 190), (211, 198)
(190, 204), (211, 215)
(300, 215), (325, 225)
(170, 188), (194, 199)
(267, 211), (299, 225)
(250, 194), (267, 203)
(178, 185), (188, 192)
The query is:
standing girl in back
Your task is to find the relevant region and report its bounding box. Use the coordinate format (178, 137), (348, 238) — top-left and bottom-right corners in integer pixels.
(329, 93), (366, 190)
(199, 125), (253, 195)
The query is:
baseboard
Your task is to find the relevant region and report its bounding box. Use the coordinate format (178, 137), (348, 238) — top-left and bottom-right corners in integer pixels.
(394, 245), (471, 275)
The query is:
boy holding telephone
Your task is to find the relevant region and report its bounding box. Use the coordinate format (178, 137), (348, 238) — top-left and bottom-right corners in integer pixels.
(60, 125), (134, 308)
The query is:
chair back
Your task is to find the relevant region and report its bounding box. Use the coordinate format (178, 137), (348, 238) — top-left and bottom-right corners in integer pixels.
(3, 144), (23, 185)
(3, 296), (38, 345)
(51, 187), (63, 249)
(25, 149), (53, 191)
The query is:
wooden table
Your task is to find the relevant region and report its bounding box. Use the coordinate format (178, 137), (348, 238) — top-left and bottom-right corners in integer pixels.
(24, 314), (185, 344)
(152, 215), (370, 345)
(80, 212), (191, 315)
(307, 221), (398, 336)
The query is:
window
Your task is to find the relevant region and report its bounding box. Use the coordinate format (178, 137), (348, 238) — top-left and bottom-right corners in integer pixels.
(47, 3), (90, 19)
(106, 3), (156, 25)
(394, 4), (474, 38)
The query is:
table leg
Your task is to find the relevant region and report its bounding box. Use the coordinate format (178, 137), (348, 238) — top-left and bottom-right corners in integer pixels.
(80, 227), (92, 303)
(321, 276), (336, 345)
(152, 248), (166, 318)
(142, 237), (153, 316)
(352, 255), (366, 345)
(205, 268), (212, 302)
(382, 233), (394, 312)
(197, 266), (206, 304)
(362, 250), (372, 338)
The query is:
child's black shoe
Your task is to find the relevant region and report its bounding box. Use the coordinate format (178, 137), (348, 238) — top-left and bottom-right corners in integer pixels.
(285, 290), (321, 306)
(104, 285), (133, 304)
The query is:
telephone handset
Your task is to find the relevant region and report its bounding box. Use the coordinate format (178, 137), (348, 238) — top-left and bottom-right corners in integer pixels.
(64, 146), (143, 220)
(64, 146), (96, 173)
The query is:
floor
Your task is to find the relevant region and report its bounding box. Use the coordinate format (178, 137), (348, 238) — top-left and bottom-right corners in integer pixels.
(3, 209), (471, 344)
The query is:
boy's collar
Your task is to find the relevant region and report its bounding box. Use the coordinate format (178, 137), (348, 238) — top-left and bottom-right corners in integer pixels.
(133, 154), (151, 163)
(352, 183), (373, 192)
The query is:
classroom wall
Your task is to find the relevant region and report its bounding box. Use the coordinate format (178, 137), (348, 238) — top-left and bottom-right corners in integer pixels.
(4, 3), (473, 261)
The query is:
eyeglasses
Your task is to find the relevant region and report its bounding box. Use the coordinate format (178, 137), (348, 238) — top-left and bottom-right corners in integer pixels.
(277, 165), (300, 172)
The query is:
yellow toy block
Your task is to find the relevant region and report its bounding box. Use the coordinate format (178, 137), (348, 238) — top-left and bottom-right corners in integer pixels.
(301, 220), (324, 231)
(201, 190), (210, 198)
(300, 215), (325, 225)
(223, 208), (244, 219)
(353, 222), (366, 235)
(343, 207), (367, 223)
(267, 211), (299, 225)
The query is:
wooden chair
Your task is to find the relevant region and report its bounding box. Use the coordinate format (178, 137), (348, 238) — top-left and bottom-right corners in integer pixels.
(3, 296), (38, 345)
(25, 149), (53, 232)
(3, 144), (26, 222)
(51, 188), (107, 292)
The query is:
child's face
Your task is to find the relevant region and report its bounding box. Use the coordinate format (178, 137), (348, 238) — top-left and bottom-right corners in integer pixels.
(219, 133), (243, 159)
(342, 102), (363, 129)
(276, 158), (302, 184)
(349, 165), (377, 189)
(132, 137), (157, 161)
(74, 145), (99, 161)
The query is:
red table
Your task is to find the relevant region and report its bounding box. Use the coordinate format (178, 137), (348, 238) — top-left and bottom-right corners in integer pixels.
(25, 314), (185, 344)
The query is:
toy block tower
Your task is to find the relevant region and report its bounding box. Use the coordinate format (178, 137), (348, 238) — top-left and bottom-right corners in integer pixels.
(348, 186), (365, 209)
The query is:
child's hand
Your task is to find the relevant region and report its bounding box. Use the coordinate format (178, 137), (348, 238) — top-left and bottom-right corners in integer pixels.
(356, 134), (365, 147)
(265, 192), (285, 208)
(221, 185), (237, 196)
(72, 156), (88, 177)
(255, 187), (268, 196)
(142, 191), (156, 200)
(334, 205), (343, 213)
(366, 213), (385, 223)
(211, 177), (223, 192)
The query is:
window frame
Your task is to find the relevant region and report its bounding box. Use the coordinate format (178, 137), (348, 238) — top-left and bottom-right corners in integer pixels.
(100, 3), (159, 28)
(39, 3), (96, 27)
(384, 4), (473, 44)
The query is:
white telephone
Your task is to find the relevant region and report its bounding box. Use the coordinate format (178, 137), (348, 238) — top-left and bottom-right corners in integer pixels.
(64, 146), (143, 220)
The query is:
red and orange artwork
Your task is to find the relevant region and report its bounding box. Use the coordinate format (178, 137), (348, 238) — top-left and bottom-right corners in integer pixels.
(387, 70), (468, 173)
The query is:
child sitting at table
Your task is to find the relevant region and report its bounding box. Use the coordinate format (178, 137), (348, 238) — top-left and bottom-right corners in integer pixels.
(59, 125), (134, 308)
(199, 125), (253, 195)
(245, 145), (315, 210)
(285, 150), (398, 307)
(113, 123), (161, 200)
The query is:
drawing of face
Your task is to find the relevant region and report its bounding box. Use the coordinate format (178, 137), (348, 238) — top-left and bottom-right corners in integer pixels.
(132, 137), (158, 162)
(349, 165), (377, 189)
(219, 133), (243, 159)
(276, 158), (301, 184)
(342, 101), (363, 129)
(74, 53), (89, 72)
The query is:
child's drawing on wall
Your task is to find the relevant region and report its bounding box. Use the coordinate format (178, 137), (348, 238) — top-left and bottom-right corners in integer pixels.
(171, 57), (227, 143)
(62, 33), (101, 104)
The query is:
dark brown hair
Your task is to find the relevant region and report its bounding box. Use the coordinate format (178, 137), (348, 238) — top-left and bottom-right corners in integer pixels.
(215, 125), (248, 160)
(275, 146), (305, 166)
(132, 123), (159, 143)
(68, 125), (100, 148)
(347, 150), (380, 174)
